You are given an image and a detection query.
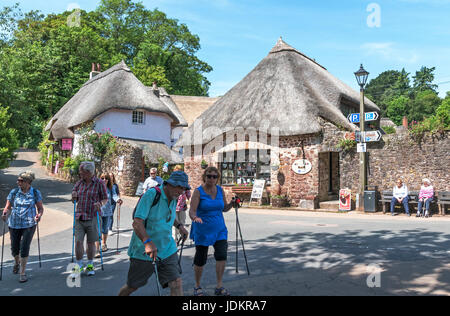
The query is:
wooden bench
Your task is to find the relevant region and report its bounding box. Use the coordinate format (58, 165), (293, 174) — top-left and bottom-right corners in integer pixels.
(381, 190), (437, 214)
(437, 191), (450, 215)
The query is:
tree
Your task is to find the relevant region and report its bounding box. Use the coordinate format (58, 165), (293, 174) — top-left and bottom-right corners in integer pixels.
(408, 90), (442, 122)
(412, 66), (438, 94)
(0, 106), (19, 169)
(386, 96), (409, 126)
(365, 70), (402, 116)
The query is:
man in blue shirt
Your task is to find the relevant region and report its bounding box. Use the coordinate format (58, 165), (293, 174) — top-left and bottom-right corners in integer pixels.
(118, 171), (190, 296)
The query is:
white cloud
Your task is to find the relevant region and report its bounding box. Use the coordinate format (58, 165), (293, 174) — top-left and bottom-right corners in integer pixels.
(67, 3), (81, 12)
(361, 42), (419, 64)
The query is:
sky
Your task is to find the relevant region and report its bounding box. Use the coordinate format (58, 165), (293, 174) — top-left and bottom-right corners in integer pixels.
(3, 0), (450, 98)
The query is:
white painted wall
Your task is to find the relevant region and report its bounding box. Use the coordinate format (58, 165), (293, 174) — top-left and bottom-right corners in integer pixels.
(93, 109), (173, 146)
(171, 126), (185, 147)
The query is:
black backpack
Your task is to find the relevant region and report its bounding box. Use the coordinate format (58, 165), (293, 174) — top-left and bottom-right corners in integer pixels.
(132, 186), (162, 225)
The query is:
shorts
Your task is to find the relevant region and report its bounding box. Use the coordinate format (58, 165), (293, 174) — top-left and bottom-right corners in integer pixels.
(194, 240), (228, 267)
(127, 252), (180, 289)
(75, 219), (98, 243)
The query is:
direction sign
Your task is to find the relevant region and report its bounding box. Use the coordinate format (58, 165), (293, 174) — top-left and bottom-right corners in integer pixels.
(363, 130), (382, 142)
(347, 112), (379, 124)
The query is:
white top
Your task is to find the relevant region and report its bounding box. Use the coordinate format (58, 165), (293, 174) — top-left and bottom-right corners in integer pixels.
(142, 177), (159, 193)
(393, 184), (409, 199)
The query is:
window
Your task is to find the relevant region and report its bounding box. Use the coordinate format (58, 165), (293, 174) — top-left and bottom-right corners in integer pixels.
(220, 150), (271, 186)
(132, 110), (145, 125)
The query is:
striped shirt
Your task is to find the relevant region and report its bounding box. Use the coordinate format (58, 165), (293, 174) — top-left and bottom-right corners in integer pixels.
(72, 177), (108, 220)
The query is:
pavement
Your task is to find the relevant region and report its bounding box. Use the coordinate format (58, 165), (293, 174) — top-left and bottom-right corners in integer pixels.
(2, 150), (450, 296)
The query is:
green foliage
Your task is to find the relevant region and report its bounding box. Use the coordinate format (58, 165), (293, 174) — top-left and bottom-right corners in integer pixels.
(0, 1), (212, 150)
(0, 106), (19, 169)
(336, 139), (356, 152)
(386, 96), (409, 125)
(79, 124), (119, 163)
(408, 90), (441, 122)
(381, 126), (396, 134)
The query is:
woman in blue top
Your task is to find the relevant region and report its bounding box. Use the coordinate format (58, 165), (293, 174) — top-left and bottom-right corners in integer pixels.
(189, 166), (235, 296)
(1, 171), (44, 283)
(97, 173), (121, 254)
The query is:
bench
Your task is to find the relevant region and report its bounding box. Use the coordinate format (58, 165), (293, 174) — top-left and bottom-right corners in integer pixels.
(438, 191), (450, 215)
(381, 190), (437, 214)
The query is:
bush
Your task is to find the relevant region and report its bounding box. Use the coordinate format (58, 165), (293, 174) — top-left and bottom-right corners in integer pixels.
(381, 126), (396, 134)
(0, 106), (19, 169)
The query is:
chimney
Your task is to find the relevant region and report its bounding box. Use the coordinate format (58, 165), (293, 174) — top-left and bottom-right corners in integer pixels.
(152, 81), (160, 97)
(402, 116), (408, 128)
(90, 62), (101, 79)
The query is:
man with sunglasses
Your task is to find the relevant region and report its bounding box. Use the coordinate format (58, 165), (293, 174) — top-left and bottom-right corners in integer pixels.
(119, 171), (190, 296)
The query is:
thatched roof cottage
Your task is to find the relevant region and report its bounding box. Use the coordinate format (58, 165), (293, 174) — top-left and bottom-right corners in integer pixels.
(178, 38), (381, 208)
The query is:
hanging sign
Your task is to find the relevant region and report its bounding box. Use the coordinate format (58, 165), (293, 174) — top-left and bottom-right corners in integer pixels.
(61, 138), (73, 151)
(292, 159), (312, 175)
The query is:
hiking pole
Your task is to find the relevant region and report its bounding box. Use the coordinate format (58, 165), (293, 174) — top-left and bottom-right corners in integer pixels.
(96, 211), (104, 271)
(234, 197), (250, 275)
(1, 212), (6, 281)
(116, 204), (121, 254)
(153, 258), (162, 296)
(36, 222), (42, 268)
(72, 201), (76, 263)
(177, 237), (186, 274)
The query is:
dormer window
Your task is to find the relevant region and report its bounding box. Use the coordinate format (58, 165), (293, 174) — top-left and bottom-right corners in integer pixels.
(132, 110), (145, 125)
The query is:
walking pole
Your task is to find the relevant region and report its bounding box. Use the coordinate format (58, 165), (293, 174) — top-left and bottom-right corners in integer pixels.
(96, 212), (104, 271)
(72, 201), (76, 263)
(1, 213), (6, 281)
(116, 204), (121, 254)
(177, 237), (185, 274)
(153, 258), (162, 296)
(36, 222), (42, 268)
(234, 197), (250, 275)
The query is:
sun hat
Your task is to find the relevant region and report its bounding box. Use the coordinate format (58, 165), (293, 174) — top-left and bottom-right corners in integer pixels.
(165, 171), (191, 190)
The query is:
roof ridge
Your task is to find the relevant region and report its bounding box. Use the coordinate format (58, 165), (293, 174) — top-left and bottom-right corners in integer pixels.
(269, 37), (326, 70)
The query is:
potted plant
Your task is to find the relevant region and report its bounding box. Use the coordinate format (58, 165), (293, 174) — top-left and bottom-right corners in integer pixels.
(201, 159), (208, 169)
(271, 195), (290, 208)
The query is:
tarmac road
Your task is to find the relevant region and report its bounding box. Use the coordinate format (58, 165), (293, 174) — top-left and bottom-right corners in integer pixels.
(1, 150), (450, 296)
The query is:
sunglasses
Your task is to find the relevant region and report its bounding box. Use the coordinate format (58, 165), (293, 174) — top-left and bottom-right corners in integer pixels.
(206, 174), (218, 179)
(17, 179), (24, 182)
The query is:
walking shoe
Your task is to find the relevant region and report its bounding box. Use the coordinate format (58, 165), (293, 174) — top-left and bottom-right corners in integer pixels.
(70, 264), (84, 279)
(86, 264), (95, 276)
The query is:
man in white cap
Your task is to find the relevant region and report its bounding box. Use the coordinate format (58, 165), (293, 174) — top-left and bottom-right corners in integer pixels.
(118, 171), (190, 296)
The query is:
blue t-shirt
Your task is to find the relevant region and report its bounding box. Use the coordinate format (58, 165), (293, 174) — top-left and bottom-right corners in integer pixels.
(7, 187), (43, 229)
(127, 185), (177, 261)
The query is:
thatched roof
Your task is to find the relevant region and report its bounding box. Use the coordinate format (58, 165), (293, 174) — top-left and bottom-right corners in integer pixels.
(177, 38), (380, 146)
(148, 87), (188, 127)
(170, 95), (220, 126)
(46, 61), (180, 140)
(121, 138), (183, 164)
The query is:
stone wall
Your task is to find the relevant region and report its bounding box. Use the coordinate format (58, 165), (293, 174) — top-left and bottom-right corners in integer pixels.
(99, 140), (143, 196)
(340, 131), (450, 194)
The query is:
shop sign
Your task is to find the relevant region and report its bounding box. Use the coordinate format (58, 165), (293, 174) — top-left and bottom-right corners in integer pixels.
(292, 159), (312, 175)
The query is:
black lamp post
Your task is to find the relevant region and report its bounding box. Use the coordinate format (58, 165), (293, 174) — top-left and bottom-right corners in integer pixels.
(354, 64), (369, 211)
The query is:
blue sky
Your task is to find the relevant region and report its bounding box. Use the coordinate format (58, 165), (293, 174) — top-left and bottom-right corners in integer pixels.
(3, 0), (450, 97)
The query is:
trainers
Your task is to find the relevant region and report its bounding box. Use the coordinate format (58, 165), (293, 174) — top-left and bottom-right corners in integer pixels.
(86, 264), (95, 276)
(70, 264), (84, 279)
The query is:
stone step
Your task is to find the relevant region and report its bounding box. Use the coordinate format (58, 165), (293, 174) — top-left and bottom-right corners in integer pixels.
(319, 200), (340, 210)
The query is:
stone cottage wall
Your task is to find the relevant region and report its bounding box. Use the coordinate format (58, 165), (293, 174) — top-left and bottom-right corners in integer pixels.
(340, 131), (450, 194)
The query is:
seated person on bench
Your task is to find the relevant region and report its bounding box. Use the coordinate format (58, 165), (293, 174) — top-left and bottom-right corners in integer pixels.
(390, 179), (410, 216)
(417, 178), (434, 218)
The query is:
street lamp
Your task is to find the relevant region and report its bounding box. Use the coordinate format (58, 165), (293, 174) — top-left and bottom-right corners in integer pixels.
(354, 64), (369, 212)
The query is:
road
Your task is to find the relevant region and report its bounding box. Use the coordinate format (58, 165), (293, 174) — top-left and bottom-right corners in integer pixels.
(1, 150), (450, 296)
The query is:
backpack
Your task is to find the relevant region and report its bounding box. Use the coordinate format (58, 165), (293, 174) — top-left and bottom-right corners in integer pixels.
(10, 187), (40, 205)
(132, 186), (162, 226)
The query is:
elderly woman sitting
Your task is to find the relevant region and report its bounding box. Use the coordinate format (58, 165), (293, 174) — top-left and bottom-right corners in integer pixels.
(390, 179), (410, 216)
(417, 178), (434, 218)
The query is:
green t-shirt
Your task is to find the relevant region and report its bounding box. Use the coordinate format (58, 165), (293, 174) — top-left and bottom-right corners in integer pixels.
(128, 185), (177, 261)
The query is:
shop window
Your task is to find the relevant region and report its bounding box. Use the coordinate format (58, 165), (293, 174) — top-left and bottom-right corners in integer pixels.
(220, 150), (271, 186)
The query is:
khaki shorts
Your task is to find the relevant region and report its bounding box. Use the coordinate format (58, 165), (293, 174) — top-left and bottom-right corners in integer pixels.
(127, 252), (180, 289)
(75, 219), (98, 243)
